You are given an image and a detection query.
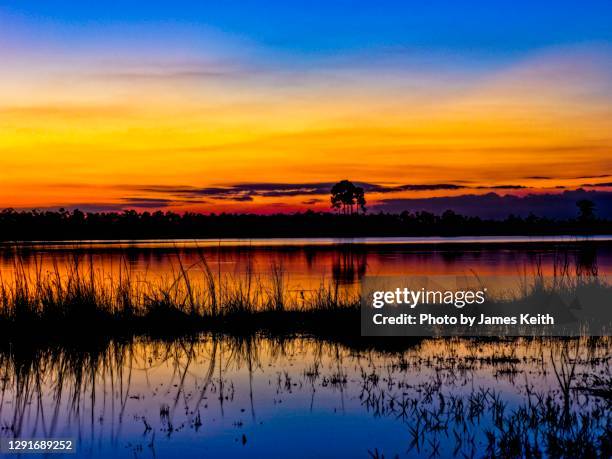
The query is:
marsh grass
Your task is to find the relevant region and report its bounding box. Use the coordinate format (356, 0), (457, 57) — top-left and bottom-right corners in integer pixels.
(0, 252), (360, 337)
(0, 249), (609, 339)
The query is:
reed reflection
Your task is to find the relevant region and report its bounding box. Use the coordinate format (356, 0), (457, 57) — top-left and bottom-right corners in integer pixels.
(0, 336), (609, 458)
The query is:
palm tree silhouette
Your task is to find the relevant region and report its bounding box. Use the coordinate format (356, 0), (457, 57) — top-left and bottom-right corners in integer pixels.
(330, 180), (366, 214)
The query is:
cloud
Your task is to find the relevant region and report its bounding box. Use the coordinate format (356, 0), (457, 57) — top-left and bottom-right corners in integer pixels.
(526, 174), (611, 181)
(136, 182), (467, 199)
(475, 185), (527, 190)
(133, 182), (466, 202)
(302, 198), (324, 205)
(97, 69), (235, 81)
(576, 174), (611, 179)
(360, 183), (464, 193)
(0, 104), (132, 118)
(133, 181), (533, 202)
(120, 197), (174, 208)
(134, 182), (338, 201)
(580, 182), (612, 187)
(92, 59), (255, 82)
(120, 196), (207, 207)
(212, 195), (254, 202)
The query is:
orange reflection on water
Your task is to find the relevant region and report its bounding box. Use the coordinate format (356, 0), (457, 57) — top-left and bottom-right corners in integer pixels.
(0, 239), (609, 304)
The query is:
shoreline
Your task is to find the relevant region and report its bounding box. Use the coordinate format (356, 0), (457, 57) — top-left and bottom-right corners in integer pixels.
(2, 234), (612, 249)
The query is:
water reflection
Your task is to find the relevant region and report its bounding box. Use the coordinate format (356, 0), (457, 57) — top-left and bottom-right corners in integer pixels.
(0, 240), (609, 296)
(331, 248), (368, 285)
(0, 336), (608, 458)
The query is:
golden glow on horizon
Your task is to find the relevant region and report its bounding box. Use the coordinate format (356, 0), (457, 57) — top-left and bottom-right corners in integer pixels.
(1, 44), (611, 212)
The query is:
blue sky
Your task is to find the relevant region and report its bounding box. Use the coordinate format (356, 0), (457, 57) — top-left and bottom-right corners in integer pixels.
(2, 1), (612, 58)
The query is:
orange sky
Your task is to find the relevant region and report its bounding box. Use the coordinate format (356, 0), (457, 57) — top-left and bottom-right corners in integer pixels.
(1, 14), (611, 213)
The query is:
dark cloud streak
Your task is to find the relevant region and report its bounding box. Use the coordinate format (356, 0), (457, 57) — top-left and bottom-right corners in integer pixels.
(580, 182), (612, 187)
(132, 181), (535, 202)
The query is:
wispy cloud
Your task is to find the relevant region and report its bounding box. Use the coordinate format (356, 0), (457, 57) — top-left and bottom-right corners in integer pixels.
(135, 182), (337, 201)
(475, 185), (527, 190)
(580, 182), (612, 187)
(128, 181), (532, 203)
(302, 198), (324, 205)
(526, 174), (611, 180)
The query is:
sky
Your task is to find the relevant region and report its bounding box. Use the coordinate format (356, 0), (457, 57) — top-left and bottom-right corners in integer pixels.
(1, 1), (611, 214)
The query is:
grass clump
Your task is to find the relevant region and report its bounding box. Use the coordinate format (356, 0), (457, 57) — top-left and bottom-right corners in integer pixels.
(0, 254), (359, 338)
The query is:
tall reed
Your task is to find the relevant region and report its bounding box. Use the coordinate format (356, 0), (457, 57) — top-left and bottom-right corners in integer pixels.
(0, 253), (360, 331)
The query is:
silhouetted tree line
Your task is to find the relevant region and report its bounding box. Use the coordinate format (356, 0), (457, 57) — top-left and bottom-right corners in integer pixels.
(0, 206), (610, 241)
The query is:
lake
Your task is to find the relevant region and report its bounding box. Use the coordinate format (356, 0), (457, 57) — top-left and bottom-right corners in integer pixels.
(0, 237), (610, 457)
(0, 335), (609, 458)
(1, 236), (610, 299)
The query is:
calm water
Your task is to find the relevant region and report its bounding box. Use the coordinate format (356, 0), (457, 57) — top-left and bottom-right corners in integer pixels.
(1, 237), (610, 296)
(0, 335), (608, 458)
(0, 238), (610, 457)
